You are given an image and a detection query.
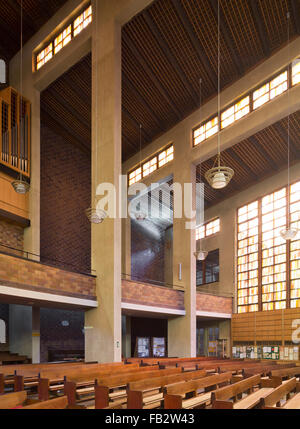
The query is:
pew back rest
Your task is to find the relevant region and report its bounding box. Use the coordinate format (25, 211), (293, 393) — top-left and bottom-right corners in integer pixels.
(262, 378), (297, 407)
(0, 391), (27, 409)
(128, 370), (208, 392)
(270, 367), (300, 379)
(164, 372), (232, 396)
(44, 363), (139, 381)
(212, 374), (261, 402)
(66, 364), (159, 384)
(97, 367), (182, 388)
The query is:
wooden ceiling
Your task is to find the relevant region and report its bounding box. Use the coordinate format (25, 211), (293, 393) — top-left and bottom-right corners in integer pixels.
(3, 0), (300, 193)
(198, 110), (300, 208)
(0, 0), (68, 60)
(38, 0), (300, 162)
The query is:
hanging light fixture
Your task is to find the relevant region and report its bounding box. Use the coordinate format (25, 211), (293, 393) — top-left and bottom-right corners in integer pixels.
(281, 12), (298, 241)
(86, 2), (107, 224)
(194, 78), (208, 261)
(11, 0), (30, 195)
(131, 124), (147, 221)
(205, 0), (234, 190)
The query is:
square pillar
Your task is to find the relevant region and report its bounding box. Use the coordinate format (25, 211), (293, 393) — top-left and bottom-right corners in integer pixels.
(32, 307), (40, 363)
(168, 133), (197, 357)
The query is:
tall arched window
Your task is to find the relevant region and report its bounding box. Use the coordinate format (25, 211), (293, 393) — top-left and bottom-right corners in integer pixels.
(0, 319), (6, 344)
(0, 59), (6, 84)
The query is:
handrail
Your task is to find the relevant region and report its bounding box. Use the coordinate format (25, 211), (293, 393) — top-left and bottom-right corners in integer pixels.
(0, 241), (95, 277)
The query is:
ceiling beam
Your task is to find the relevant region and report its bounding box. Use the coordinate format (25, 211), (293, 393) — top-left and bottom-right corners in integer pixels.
(124, 36), (182, 120)
(248, 136), (279, 171)
(273, 122), (300, 159)
(248, 0), (271, 57)
(227, 148), (258, 181)
(171, 0), (218, 91)
(142, 10), (199, 107)
(123, 75), (167, 132)
(210, 0), (244, 76)
(41, 106), (90, 155)
(291, 0), (300, 34)
(122, 134), (139, 152)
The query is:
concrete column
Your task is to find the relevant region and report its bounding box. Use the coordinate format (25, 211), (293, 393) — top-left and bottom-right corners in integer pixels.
(168, 130), (197, 357)
(122, 217), (131, 280)
(85, 0), (123, 363)
(9, 305), (32, 359)
(32, 307), (40, 363)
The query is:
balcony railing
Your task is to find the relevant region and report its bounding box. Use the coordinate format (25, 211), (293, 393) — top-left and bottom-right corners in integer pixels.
(0, 87), (30, 177)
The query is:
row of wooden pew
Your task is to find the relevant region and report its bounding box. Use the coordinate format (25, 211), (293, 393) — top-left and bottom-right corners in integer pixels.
(1, 357), (300, 409)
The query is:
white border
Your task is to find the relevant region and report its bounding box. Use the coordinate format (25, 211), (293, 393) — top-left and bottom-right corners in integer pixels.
(196, 310), (231, 319)
(121, 302), (186, 316)
(0, 285), (98, 308)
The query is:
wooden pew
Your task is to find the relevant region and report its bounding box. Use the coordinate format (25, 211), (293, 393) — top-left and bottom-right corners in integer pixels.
(0, 361), (109, 394)
(0, 391), (27, 409)
(259, 378), (300, 409)
(164, 372), (233, 409)
(38, 362), (143, 401)
(269, 366), (300, 380)
(64, 366), (172, 406)
(12, 362), (133, 396)
(243, 363), (295, 378)
(127, 369), (209, 409)
(93, 368), (183, 409)
(21, 396), (70, 409)
(212, 374), (281, 409)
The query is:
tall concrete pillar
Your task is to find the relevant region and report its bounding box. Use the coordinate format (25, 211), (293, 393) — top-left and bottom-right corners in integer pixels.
(32, 307), (40, 363)
(168, 130), (197, 357)
(84, 0), (123, 363)
(122, 217), (131, 280)
(9, 305), (32, 359)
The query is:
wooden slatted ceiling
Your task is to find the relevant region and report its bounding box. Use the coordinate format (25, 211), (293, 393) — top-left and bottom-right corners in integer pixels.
(197, 109), (300, 208)
(0, 0), (68, 60)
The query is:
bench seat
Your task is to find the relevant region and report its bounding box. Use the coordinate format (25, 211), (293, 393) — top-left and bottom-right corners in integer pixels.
(233, 387), (273, 409)
(182, 392), (211, 409)
(282, 393), (300, 409)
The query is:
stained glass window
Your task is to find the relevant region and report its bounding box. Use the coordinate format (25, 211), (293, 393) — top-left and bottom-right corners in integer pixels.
(193, 117), (219, 146)
(221, 96), (250, 129)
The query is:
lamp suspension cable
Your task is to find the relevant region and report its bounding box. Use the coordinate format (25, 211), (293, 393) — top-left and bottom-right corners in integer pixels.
(85, 2), (106, 223)
(11, 0), (30, 194)
(194, 77), (208, 261)
(281, 11), (298, 240)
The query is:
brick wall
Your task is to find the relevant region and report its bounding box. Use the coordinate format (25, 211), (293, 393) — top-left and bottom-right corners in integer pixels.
(40, 308), (84, 362)
(196, 292), (233, 314)
(40, 125), (91, 274)
(122, 279), (184, 310)
(0, 253), (96, 299)
(131, 219), (165, 285)
(0, 219), (23, 255)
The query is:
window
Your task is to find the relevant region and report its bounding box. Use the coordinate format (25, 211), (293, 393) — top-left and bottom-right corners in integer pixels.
(196, 218), (220, 240)
(237, 201), (259, 314)
(237, 181), (300, 313)
(158, 145), (174, 168)
(197, 249), (219, 286)
(253, 71), (288, 110)
(221, 96), (250, 129)
(143, 156), (157, 177)
(128, 145), (174, 185)
(128, 167), (142, 186)
(36, 5), (92, 71)
(74, 5), (92, 37)
(36, 43), (53, 70)
(292, 59), (300, 86)
(193, 116), (218, 146)
(290, 181), (300, 308)
(54, 25), (72, 54)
